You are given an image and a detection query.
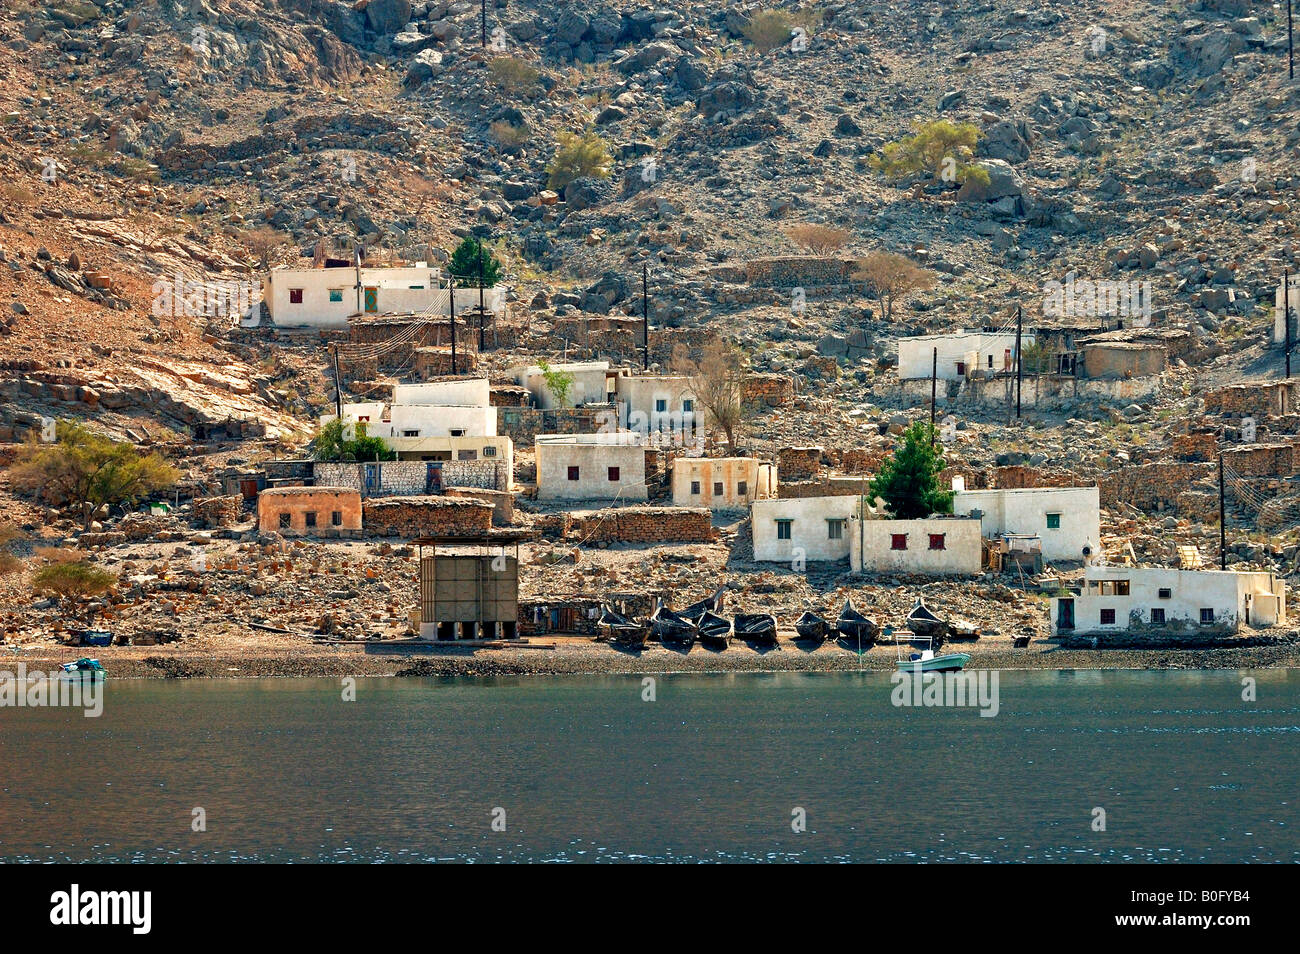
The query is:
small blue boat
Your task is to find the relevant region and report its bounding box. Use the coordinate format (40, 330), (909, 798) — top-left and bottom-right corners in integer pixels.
(59, 658), (107, 680)
(79, 630), (113, 647)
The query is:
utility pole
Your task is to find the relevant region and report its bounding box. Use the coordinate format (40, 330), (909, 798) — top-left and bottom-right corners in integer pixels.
(1290, 0), (1295, 80)
(477, 239), (486, 353)
(642, 262), (650, 371)
(929, 346), (937, 447)
(1219, 452), (1227, 571)
(1287, 268), (1293, 379)
(1015, 304), (1023, 419)
(481, 0), (487, 48)
(449, 273), (457, 375)
(331, 344), (343, 418)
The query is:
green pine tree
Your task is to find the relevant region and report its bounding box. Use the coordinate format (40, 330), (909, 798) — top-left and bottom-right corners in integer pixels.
(868, 421), (953, 519)
(448, 237), (502, 289)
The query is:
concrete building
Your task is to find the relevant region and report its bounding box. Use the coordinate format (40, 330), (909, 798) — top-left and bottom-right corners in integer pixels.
(264, 265), (504, 329)
(897, 331), (1030, 382)
(257, 486), (362, 536)
(511, 361), (615, 409)
(952, 486), (1100, 563)
(848, 515), (983, 575)
(535, 433), (649, 502)
(671, 457), (777, 509)
(1050, 566), (1287, 637)
(328, 378), (498, 445)
(751, 496), (858, 563)
(613, 372), (697, 436)
(416, 532), (531, 640)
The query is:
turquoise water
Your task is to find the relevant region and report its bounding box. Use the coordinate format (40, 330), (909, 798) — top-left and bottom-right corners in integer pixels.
(0, 670), (1295, 862)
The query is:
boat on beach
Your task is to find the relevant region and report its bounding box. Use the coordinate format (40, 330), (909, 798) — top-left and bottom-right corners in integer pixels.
(59, 658), (107, 680)
(836, 599), (879, 644)
(681, 586), (727, 621)
(794, 611), (830, 642)
(597, 606), (648, 647)
(696, 610), (733, 649)
(650, 602), (698, 648)
(905, 598), (950, 644)
(734, 613), (778, 646)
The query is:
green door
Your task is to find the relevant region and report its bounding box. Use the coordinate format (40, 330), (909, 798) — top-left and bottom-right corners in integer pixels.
(364, 287), (378, 313)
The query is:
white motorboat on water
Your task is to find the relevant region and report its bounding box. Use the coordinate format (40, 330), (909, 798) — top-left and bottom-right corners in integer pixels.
(894, 635), (970, 673)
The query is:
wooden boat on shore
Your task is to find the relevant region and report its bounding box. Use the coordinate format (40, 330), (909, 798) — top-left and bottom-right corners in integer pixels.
(836, 599), (878, 644)
(905, 598), (950, 645)
(697, 610), (733, 649)
(682, 586), (726, 622)
(598, 606), (648, 647)
(734, 613), (778, 646)
(650, 602), (697, 648)
(794, 611), (829, 642)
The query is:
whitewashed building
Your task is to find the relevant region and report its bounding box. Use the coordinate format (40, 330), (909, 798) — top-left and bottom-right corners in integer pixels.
(535, 432), (648, 501)
(264, 265), (504, 328)
(952, 486), (1100, 563)
(751, 496), (858, 563)
(672, 458), (777, 509)
(1050, 566), (1287, 636)
(897, 330), (1033, 381)
(511, 361), (615, 409)
(848, 515), (983, 575)
(614, 373), (698, 436)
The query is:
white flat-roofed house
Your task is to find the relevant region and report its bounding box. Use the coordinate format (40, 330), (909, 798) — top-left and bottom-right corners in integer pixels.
(952, 486), (1100, 563)
(897, 330), (1033, 381)
(613, 373), (698, 437)
(511, 361), (615, 409)
(1050, 566), (1286, 637)
(265, 265), (505, 328)
(751, 496), (859, 563)
(534, 432), (649, 501)
(392, 379), (491, 407)
(848, 515), (983, 575)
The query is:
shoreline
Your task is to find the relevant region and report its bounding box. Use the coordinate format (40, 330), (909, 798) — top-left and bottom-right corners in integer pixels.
(6, 637), (1298, 679)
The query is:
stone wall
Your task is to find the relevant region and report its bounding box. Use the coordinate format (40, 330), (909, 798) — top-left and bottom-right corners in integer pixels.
(363, 496), (494, 538)
(1203, 380), (1300, 419)
(743, 373), (796, 408)
(567, 506), (713, 543)
(778, 478), (873, 499)
(444, 487), (514, 526)
(498, 405), (611, 444)
(777, 446), (823, 480)
(739, 257), (860, 288)
(314, 459), (508, 494)
(1222, 443), (1296, 477)
(1098, 463), (1213, 512)
(990, 465), (1093, 489)
(414, 347), (478, 378)
(1171, 431), (1219, 462)
(490, 384), (532, 407)
(192, 495), (242, 529)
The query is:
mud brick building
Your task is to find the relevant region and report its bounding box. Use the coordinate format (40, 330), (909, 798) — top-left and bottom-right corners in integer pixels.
(364, 496), (495, 538)
(257, 487), (362, 537)
(777, 446), (823, 481)
(1222, 443), (1297, 478)
(192, 495), (242, 529)
(567, 507), (713, 544)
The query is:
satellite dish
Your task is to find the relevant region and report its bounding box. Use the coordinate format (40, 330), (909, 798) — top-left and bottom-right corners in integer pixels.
(1082, 545), (1092, 557)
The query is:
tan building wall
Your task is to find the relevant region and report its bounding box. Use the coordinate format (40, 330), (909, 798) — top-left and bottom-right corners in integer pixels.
(671, 458), (776, 509)
(258, 487), (362, 536)
(849, 517), (983, 575)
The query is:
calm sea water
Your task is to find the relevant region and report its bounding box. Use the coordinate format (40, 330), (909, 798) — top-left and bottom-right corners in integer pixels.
(0, 670), (1296, 863)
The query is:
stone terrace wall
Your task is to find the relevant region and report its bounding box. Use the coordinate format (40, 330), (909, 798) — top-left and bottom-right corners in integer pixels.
(740, 257), (860, 288)
(445, 487), (514, 526)
(1204, 381), (1300, 419)
(990, 465), (1094, 489)
(568, 507), (713, 543)
(363, 496), (494, 538)
(1099, 462), (1213, 512)
(1171, 431), (1219, 462)
(1222, 443), (1296, 477)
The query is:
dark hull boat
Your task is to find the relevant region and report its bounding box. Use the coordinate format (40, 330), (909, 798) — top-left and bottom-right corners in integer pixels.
(836, 599), (879, 644)
(696, 610), (733, 649)
(795, 611), (829, 642)
(682, 586), (726, 621)
(906, 598), (950, 645)
(734, 613), (778, 646)
(598, 606), (648, 647)
(650, 603), (697, 648)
